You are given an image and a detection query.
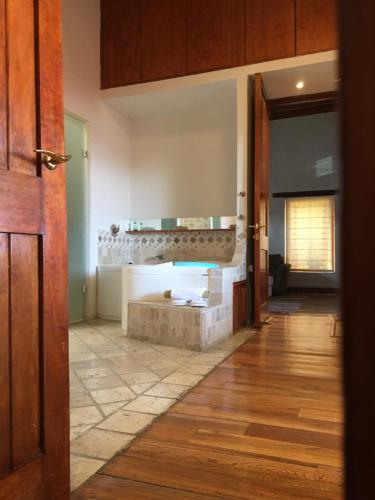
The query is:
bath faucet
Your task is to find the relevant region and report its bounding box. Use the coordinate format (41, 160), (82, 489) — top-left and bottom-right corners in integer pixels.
(155, 254), (164, 262)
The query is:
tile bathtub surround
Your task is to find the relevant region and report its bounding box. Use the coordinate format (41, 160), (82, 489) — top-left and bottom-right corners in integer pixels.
(97, 229), (236, 265)
(125, 262), (246, 352)
(69, 319), (254, 490)
(128, 301), (232, 351)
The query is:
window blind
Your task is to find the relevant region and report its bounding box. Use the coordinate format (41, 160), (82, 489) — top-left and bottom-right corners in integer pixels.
(285, 197), (334, 272)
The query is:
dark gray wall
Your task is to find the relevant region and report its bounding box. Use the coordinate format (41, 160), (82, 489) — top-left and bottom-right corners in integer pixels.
(269, 112), (341, 289)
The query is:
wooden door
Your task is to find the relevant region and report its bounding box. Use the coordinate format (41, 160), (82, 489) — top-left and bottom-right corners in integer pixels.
(252, 74), (270, 328)
(0, 1), (69, 499)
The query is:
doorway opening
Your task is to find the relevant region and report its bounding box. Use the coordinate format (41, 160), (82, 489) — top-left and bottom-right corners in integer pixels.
(268, 106), (340, 317)
(242, 63), (343, 494)
(249, 61), (341, 321)
(65, 113), (88, 323)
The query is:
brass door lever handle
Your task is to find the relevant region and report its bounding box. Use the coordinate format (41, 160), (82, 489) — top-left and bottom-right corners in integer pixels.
(34, 149), (72, 170)
(249, 223), (266, 230)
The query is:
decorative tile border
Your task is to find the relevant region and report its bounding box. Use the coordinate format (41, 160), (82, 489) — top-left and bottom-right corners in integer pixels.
(98, 229), (236, 265)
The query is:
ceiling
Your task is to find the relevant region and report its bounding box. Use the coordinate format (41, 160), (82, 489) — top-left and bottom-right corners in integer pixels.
(105, 79), (237, 119)
(262, 60), (338, 100)
(103, 60), (338, 119)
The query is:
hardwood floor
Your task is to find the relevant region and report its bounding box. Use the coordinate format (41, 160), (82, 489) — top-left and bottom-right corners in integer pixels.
(72, 313), (343, 499)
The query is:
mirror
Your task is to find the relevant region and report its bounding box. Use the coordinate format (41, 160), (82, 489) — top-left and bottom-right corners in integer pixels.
(120, 216), (237, 232)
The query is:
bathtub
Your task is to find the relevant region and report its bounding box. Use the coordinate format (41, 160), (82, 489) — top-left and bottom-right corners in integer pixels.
(122, 261), (219, 330)
(174, 261), (219, 269)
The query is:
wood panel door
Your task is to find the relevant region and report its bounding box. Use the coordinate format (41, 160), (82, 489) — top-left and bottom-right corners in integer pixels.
(0, 1), (69, 499)
(245, 0), (295, 64)
(296, 0), (338, 54)
(141, 0), (186, 82)
(252, 74), (270, 328)
(186, 0), (245, 74)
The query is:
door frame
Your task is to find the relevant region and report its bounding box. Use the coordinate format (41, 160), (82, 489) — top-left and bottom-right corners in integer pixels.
(340, 0), (375, 497)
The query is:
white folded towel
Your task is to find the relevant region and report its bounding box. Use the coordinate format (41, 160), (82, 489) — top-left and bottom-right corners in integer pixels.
(172, 299), (188, 306)
(190, 299), (208, 307)
(171, 287), (206, 301)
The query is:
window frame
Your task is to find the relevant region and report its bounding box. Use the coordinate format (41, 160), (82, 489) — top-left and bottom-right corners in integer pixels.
(284, 196), (336, 273)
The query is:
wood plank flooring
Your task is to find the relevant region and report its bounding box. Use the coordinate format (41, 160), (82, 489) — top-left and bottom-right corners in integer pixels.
(72, 313), (343, 499)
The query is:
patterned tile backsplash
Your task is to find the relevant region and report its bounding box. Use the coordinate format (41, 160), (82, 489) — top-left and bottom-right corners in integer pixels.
(98, 230), (236, 265)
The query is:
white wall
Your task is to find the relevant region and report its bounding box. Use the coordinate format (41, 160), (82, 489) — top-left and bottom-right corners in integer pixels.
(62, 0), (132, 317)
(62, 0), (238, 316)
(130, 106), (237, 219)
(269, 112), (341, 288)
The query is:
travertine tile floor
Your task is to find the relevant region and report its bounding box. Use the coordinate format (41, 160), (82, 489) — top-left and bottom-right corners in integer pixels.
(69, 319), (254, 490)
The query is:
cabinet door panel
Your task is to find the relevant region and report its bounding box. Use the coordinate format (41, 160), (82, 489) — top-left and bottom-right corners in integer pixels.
(296, 0), (338, 54)
(233, 280), (247, 333)
(101, 0), (141, 88)
(141, 0), (186, 82)
(8, 0), (37, 176)
(245, 0), (295, 64)
(187, 0), (245, 73)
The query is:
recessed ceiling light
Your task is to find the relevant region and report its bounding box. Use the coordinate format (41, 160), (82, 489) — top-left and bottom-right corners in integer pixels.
(296, 81), (304, 89)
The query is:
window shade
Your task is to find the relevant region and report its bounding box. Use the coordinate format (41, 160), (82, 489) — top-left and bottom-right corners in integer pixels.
(285, 197), (334, 272)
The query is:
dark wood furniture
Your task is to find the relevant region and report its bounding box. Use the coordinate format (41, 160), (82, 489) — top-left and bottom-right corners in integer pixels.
(100, 0), (338, 89)
(233, 280), (247, 332)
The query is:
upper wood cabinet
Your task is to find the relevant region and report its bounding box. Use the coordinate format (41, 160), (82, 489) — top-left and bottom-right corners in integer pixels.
(245, 0), (295, 64)
(100, 0), (338, 89)
(101, 0), (141, 88)
(141, 0), (186, 82)
(186, 0), (245, 74)
(296, 0), (338, 54)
